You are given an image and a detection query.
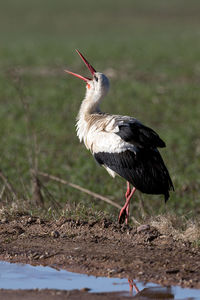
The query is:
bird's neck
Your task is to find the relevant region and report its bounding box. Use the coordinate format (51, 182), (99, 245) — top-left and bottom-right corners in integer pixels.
(78, 92), (102, 118)
(76, 92), (103, 144)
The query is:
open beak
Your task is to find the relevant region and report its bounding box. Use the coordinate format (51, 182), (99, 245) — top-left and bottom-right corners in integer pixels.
(65, 49), (96, 82)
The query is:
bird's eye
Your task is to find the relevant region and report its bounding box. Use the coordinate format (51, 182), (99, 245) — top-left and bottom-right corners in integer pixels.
(94, 75), (98, 82)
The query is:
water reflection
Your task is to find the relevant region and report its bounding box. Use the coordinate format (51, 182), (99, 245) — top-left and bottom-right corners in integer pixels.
(132, 286), (174, 299)
(128, 278), (140, 293)
(0, 261), (199, 299)
(125, 279), (175, 298)
(132, 286), (197, 299)
(119, 278), (197, 299)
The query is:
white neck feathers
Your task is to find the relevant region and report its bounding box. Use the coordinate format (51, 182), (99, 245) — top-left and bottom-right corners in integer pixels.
(76, 93), (102, 144)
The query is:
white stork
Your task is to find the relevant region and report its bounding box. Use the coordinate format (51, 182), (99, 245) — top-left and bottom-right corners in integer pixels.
(65, 50), (174, 224)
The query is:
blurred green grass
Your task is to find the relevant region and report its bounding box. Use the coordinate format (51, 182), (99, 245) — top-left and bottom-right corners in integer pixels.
(0, 0), (200, 219)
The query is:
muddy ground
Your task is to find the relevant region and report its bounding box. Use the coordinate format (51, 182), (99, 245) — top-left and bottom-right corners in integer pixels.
(0, 214), (200, 299)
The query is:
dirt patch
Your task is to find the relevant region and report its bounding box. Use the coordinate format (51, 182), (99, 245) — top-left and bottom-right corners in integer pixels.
(0, 289), (135, 300)
(0, 214), (200, 291)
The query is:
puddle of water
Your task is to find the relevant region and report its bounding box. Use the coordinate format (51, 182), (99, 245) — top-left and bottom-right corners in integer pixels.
(0, 261), (199, 299)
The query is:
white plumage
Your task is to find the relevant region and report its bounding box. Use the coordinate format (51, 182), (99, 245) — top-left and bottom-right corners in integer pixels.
(77, 114), (137, 154)
(65, 49), (174, 224)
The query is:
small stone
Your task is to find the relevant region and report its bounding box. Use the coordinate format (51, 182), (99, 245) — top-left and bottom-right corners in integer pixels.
(137, 224), (150, 233)
(80, 288), (91, 292)
(36, 218), (42, 225)
(1, 217), (7, 224)
(55, 291), (62, 295)
(138, 271), (144, 275)
(51, 230), (60, 238)
(27, 217), (33, 224)
(107, 268), (115, 275)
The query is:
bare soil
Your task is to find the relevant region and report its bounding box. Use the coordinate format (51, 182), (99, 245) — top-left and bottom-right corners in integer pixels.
(0, 289), (136, 300)
(0, 214), (200, 299)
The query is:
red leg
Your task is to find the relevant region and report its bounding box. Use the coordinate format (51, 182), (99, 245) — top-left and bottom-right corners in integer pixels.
(119, 182), (132, 224)
(125, 187), (136, 224)
(118, 182), (136, 224)
(125, 205), (129, 224)
(125, 181), (131, 198)
(125, 182), (131, 224)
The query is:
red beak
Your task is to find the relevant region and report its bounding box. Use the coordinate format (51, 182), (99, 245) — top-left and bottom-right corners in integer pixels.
(65, 49), (96, 82)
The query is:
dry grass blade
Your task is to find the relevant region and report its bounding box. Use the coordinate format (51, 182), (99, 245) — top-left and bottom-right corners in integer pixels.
(0, 185), (6, 200)
(0, 169), (18, 201)
(38, 179), (62, 211)
(38, 170), (140, 225)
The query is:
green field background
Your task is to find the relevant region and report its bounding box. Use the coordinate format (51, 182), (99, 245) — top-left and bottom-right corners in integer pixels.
(0, 0), (200, 219)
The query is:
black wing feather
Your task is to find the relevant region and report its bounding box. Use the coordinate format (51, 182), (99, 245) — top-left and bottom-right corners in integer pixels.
(116, 121), (165, 148)
(94, 149), (174, 202)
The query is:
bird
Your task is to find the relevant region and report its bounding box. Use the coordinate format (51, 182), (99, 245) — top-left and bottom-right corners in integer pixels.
(65, 49), (174, 224)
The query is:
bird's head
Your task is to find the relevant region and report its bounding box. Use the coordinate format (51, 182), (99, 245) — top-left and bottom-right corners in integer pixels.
(65, 50), (110, 101)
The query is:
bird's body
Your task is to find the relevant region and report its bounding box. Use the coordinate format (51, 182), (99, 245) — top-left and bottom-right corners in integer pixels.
(66, 50), (174, 223)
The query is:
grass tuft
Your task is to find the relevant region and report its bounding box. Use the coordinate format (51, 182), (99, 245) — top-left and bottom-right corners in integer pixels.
(150, 214), (200, 243)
